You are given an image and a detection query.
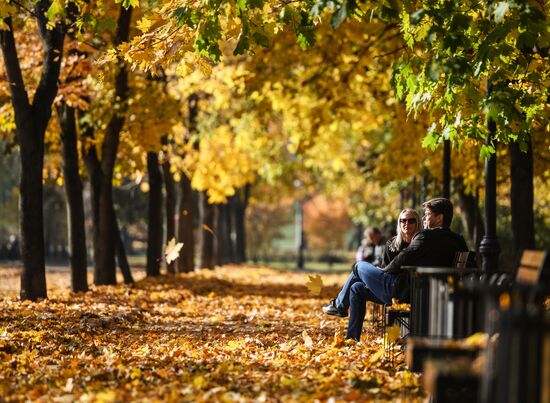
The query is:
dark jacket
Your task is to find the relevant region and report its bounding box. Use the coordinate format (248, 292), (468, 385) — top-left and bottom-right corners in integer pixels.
(380, 237), (409, 268)
(357, 240), (385, 266)
(382, 227), (468, 300)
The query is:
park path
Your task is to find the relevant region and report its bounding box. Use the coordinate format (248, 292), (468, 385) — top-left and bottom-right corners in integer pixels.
(0, 265), (423, 401)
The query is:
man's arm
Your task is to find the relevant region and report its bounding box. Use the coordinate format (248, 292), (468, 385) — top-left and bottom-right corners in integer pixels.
(382, 232), (428, 274)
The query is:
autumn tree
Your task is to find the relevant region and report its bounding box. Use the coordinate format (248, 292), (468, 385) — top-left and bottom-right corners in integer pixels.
(0, 0), (73, 300)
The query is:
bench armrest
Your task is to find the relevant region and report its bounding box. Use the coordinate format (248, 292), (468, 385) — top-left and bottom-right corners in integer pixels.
(403, 266), (479, 275)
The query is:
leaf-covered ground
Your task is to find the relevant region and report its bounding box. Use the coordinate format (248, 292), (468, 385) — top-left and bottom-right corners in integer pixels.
(0, 265), (423, 402)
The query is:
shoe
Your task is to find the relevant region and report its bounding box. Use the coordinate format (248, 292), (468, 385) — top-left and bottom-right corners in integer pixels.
(323, 299), (348, 317)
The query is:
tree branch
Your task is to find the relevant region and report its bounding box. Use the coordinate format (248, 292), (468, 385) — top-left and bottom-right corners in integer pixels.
(32, 0), (65, 131)
(0, 18), (31, 124)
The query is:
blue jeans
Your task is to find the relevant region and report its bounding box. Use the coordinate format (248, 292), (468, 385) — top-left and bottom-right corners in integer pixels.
(334, 262), (398, 340)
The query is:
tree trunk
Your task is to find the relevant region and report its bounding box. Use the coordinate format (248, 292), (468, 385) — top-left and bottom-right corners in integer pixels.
(146, 152), (163, 276)
(79, 111), (101, 275)
(234, 185), (250, 264)
(1, 8), (65, 300)
(177, 94), (199, 273)
(113, 213), (133, 284)
(80, 111), (133, 284)
(200, 192), (216, 269)
(455, 178), (484, 250)
(177, 174), (195, 272)
(57, 103), (88, 292)
(510, 140), (535, 261)
(225, 198), (236, 263)
(215, 204), (228, 266)
(95, 5), (132, 285)
(161, 144), (176, 273)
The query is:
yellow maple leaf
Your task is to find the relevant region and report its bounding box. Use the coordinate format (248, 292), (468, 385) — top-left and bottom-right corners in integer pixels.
(136, 17), (153, 33)
(305, 274), (323, 296)
(164, 237), (183, 264)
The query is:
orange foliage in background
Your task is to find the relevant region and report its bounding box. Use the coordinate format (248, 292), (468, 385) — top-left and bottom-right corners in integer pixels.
(0, 266), (423, 402)
(303, 195), (355, 252)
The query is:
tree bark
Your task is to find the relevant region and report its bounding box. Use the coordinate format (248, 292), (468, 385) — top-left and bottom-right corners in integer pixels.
(57, 103), (88, 292)
(200, 192), (216, 269)
(225, 198), (236, 263)
(146, 152), (163, 276)
(510, 140), (535, 261)
(113, 214), (133, 284)
(161, 141), (176, 273)
(1, 7), (65, 300)
(234, 185), (250, 264)
(177, 174), (195, 272)
(455, 178), (484, 250)
(79, 112), (134, 284)
(176, 93), (199, 273)
(215, 204), (227, 266)
(95, 5), (132, 285)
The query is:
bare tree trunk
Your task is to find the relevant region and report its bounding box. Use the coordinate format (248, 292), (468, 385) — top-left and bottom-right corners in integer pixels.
(146, 152), (163, 276)
(57, 103), (88, 292)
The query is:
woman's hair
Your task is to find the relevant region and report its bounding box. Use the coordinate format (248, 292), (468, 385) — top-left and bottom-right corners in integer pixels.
(388, 208), (422, 252)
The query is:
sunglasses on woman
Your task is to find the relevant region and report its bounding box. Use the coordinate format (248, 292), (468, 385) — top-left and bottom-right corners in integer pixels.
(399, 218), (417, 225)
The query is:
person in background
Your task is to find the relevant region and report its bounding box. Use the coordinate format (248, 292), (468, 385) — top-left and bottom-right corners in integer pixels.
(355, 227), (385, 266)
(324, 208), (421, 319)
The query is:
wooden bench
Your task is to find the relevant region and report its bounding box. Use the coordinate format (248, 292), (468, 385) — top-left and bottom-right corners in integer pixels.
(418, 249), (549, 403)
(405, 251), (479, 339)
(379, 251), (477, 359)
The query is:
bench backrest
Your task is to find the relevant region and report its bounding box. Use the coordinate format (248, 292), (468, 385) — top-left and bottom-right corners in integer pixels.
(515, 249), (548, 286)
(453, 251), (477, 269)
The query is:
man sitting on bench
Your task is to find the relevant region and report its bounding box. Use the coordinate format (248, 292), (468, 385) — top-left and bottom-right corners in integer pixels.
(323, 197), (468, 341)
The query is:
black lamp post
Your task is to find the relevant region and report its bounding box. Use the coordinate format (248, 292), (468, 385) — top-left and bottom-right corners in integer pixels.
(479, 117), (501, 274)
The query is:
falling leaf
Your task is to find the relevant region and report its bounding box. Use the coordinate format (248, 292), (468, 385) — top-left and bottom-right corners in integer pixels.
(164, 237), (183, 264)
(202, 224), (217, 239)
(305, 274), (323, 296)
